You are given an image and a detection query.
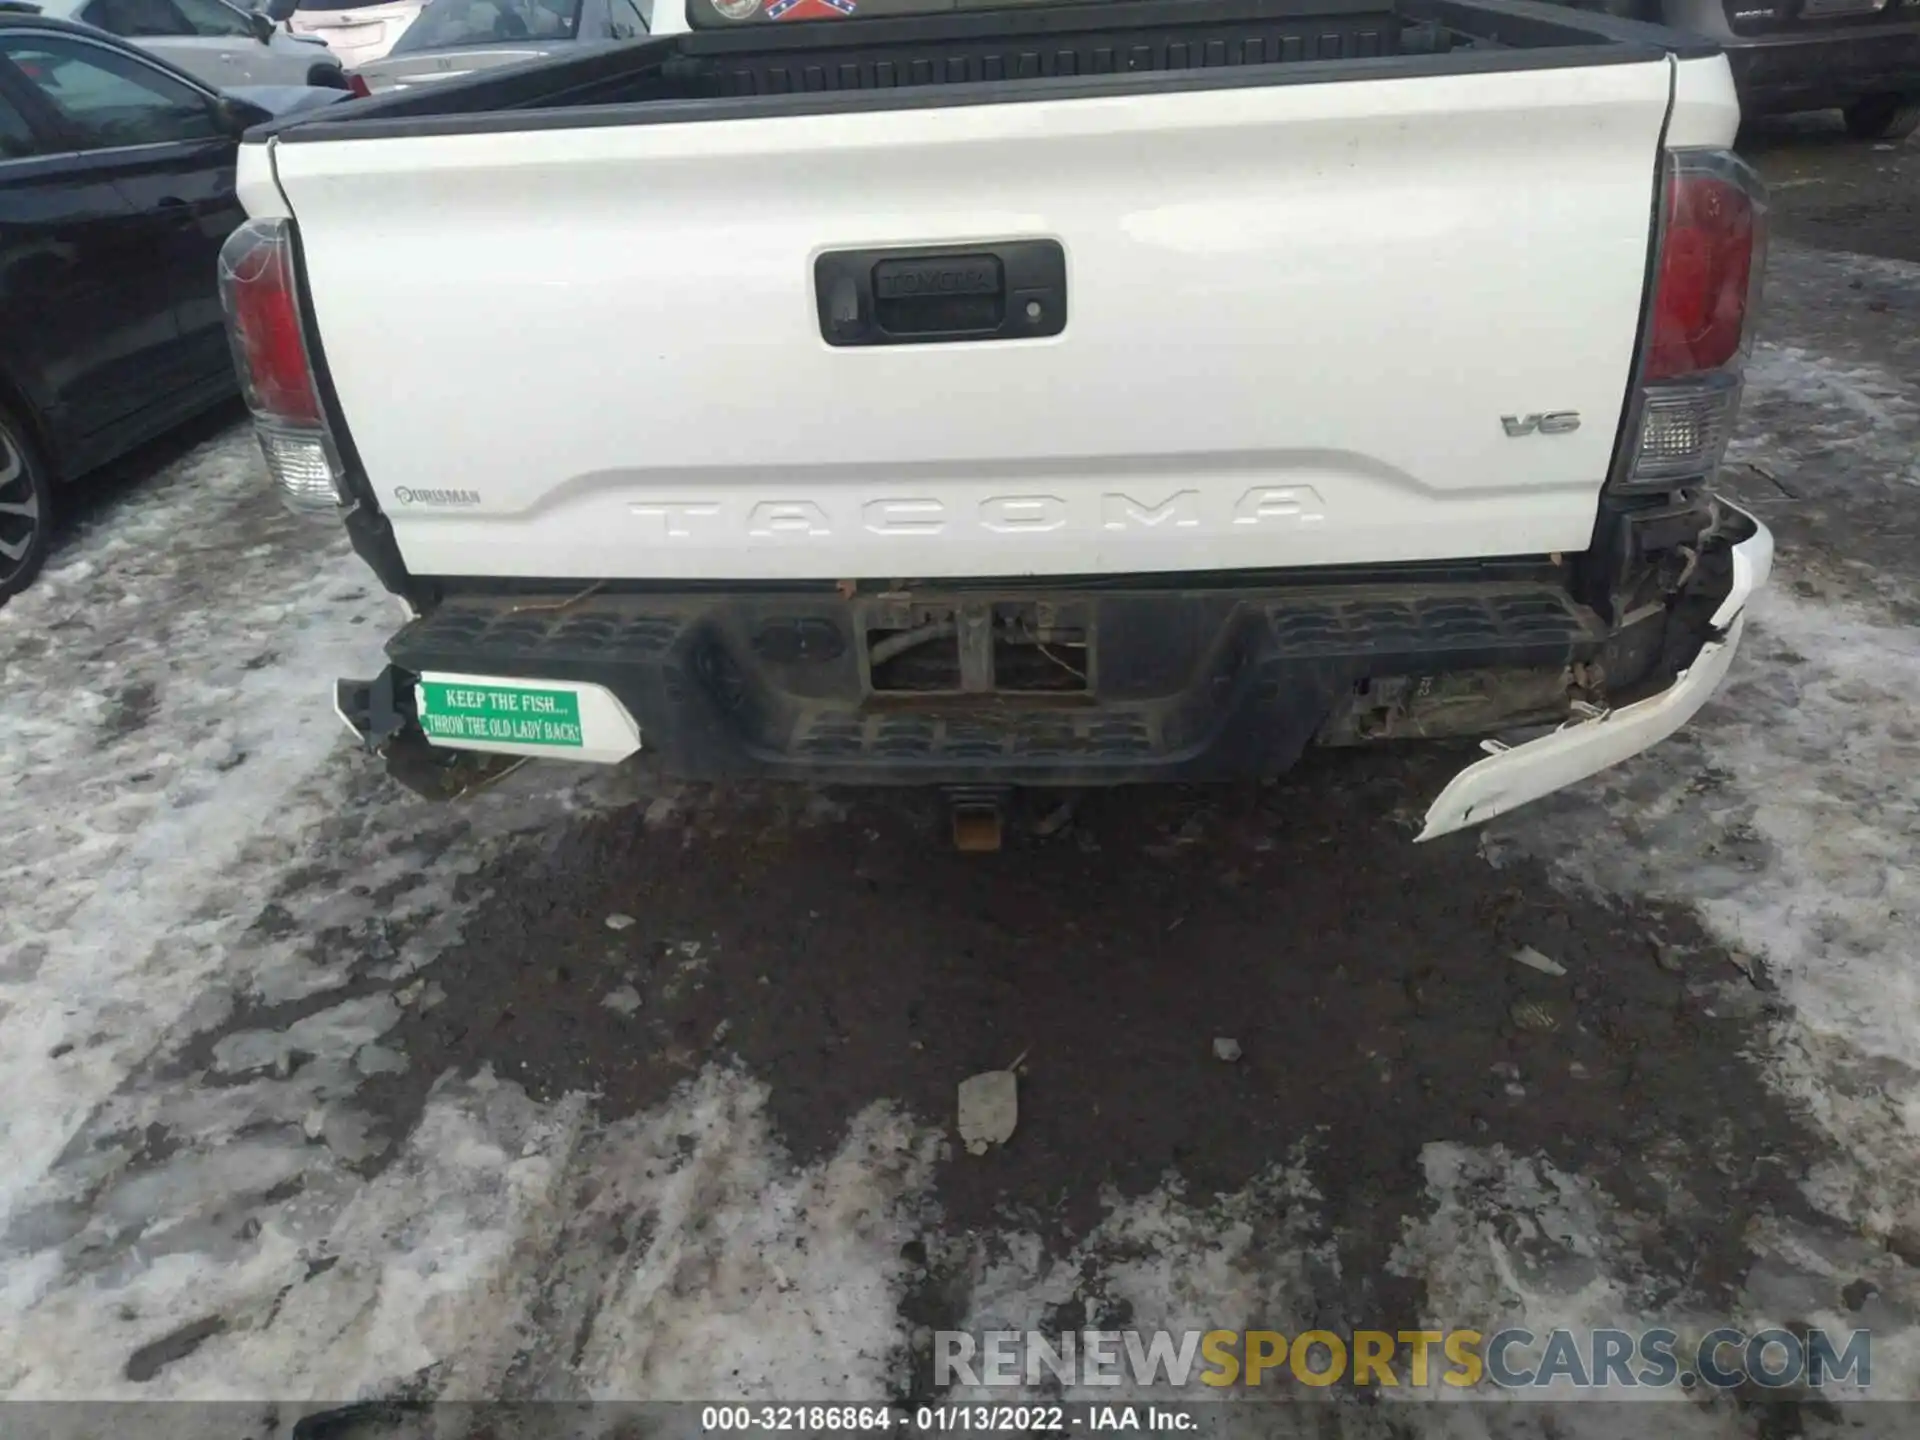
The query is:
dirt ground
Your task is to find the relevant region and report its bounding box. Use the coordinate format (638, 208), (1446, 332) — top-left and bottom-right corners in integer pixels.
(344, 769), (1823, 1402)
(1745, 113), (1920, 266)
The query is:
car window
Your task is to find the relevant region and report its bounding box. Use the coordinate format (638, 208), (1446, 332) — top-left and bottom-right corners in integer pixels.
(82, 0), (197, 36)
(0, 88), (36, 159)
(2, 36), (221, 148)
(11, 0), (94, 19)
(392, 0), (579, 49)
(607, 0), (645, 36)
(171, 0), (261, 36)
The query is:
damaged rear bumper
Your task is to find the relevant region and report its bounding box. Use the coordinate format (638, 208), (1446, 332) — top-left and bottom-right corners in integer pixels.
(334, 499), (1771, 837)
(1417, 510), (1772, 839)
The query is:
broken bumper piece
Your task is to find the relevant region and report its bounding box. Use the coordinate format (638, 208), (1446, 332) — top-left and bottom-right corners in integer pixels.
(1417, 507), (1773, 841)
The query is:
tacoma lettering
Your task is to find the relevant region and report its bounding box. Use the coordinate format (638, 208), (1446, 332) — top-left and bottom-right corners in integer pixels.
(627, 490), (1330, 538)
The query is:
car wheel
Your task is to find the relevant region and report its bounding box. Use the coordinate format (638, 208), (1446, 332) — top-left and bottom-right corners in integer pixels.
(0, 406), (52, 605)
(1843, 94), (1920, 141)
(309, 61), (350, 88)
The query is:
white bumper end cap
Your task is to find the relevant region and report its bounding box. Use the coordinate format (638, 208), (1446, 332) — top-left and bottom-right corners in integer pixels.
(1418, 511), (1774, 842)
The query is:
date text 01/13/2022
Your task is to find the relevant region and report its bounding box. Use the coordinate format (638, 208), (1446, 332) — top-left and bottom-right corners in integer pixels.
(699, 1405), (1192, 1431)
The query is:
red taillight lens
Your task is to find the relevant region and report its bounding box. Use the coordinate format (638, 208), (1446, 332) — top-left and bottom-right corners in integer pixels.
(348, 72), (372, 98)
(221, 218), (344, 511)
(220, 219), (321, 426)
(1644, 158), (1766, 381)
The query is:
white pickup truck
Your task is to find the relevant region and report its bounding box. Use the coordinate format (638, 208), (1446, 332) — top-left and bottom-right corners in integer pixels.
(220, 0), (1772, 842)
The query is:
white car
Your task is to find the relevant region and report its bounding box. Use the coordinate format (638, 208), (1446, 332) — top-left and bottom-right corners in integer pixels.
(353, 0), (681, 93)
(225, 0), (1774, 847)
(284, 0), (422, 67)
(28, 0), (347, 87)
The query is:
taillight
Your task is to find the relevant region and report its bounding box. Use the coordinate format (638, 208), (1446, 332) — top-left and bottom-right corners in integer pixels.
(223, 225), (318, 425)
(1614, 149), (1768, 494)
(219, 218), (345, 512)
(348, 72), (371, 98)
(1646, 163), (1762, 381)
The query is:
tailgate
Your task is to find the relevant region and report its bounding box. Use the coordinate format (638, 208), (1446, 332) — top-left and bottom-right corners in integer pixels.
(272, 61), (1675, 581)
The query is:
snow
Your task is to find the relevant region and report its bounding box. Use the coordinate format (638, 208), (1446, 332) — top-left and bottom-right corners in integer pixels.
(0, 1062), (938, 1402)
(0, 428), (652, 1395)
(0, 436), (930, 1398)
(948, 1151), (1333, 1405)
(0, 433), (393, 1223)
(0, 1069), (590, 1399)
(1382, 1147), (1825, 1440)
(1494, 588), (1919, 1083)
(1723, 245), (1920, 614)
(1742, 344), (1908, 432)
(566, 1069), (937, 1401)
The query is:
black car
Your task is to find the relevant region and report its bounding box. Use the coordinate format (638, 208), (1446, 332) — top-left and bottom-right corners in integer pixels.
(0, 10), (337, 601)
(1560, 0), (1920, 135)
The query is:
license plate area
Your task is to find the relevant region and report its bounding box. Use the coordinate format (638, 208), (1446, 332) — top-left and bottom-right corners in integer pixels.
(862, 598), (1092, 696)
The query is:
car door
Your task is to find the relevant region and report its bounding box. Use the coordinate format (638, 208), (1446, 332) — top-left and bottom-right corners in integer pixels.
(172, 0), (307, 84)
(81, 0), (263, 88)
(0, 31), (244, 418)
(0, 39), (178, 452)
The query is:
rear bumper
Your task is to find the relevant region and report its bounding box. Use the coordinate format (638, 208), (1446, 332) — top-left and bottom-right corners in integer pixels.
(370, 569), (1607, 787)
(287, 21), (403, 68)
(336, 500), (1771, 837)
(1724, 23), (1920, 110)
(1418, 513), (1770, 838)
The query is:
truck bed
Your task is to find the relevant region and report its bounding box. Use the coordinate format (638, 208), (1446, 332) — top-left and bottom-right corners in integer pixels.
(262, 0), (1713, 139)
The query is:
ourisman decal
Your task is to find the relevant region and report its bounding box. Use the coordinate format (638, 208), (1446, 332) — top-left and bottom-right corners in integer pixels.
(393, 486), (482, 507)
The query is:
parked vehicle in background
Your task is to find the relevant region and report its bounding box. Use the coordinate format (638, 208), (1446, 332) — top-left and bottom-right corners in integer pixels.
(20, 0), (348, 85)
(353, 0), (674, 93)
(0, 11), (345, 601)
(229, 0), (1774, 843)
(1567, 0), (1920, 137)
(286, 0), (423, 67)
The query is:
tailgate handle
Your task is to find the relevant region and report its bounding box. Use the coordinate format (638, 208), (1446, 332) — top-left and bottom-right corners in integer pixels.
(815, 240), (1066, 348)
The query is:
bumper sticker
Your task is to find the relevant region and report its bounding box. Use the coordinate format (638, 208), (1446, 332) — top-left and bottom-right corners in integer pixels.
(419, 681), (584, 748)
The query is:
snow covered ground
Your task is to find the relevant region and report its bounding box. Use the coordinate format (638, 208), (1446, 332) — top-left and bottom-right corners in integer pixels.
(0, 242), (1915, 1433)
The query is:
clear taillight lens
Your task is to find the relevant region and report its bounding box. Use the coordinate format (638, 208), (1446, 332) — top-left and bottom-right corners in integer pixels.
(1615, 150), (1768, 494)
(219, 217), (346, 513)
(1630, 374), (1742, 486)
(256, 428), (340, 509)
